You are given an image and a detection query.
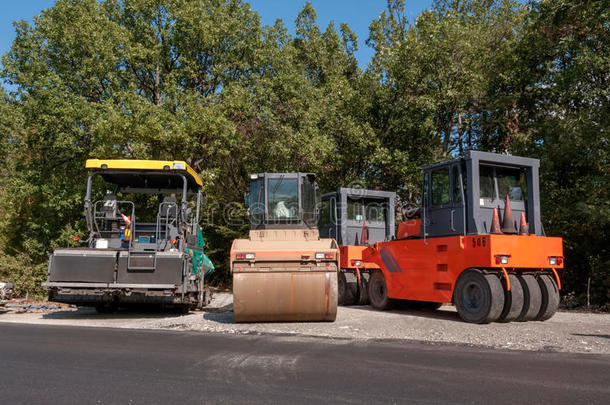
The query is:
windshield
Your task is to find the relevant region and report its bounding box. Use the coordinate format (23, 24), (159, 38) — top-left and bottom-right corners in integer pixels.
(366, 202), (386, 222)
(479, 165), (527, 201)
(268, 177), (298, 220)
(497, 167), (526, 201)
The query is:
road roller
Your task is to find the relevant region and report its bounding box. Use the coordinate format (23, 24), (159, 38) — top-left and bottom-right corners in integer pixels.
(231, 173), (339, 322)
(318, 187), (396, 306)
(361, 151), (563, 323)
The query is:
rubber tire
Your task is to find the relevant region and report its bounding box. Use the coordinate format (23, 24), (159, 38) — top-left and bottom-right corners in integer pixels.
(536, 274), (560, 321)
(368, 271), (392, 310)
(497, 274), (524, 323)
(344, 281), (358, 305)
(357, 276), (369, 305)
(454, 270), (504, 324)
(337, 272), (348, 306)
(516, 274), (542, 322)
(338, 272), (358, 305)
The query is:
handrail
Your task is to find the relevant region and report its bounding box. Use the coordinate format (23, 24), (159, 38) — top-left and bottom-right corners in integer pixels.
(91, 200), (135, 242)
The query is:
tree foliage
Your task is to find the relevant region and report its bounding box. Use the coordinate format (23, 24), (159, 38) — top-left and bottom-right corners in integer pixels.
(0, 0), (607, 308)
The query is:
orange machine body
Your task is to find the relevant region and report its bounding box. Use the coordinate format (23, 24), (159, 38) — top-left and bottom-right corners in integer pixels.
(363, 233), (563, 303)
(339, 245), (380, 270)
(396, 219), (422, 239)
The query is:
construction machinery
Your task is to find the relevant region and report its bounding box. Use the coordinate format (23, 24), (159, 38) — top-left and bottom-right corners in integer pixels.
(319, 188), (396, 305)
(360, 151), (563, 323)
(44, 159), (214, 312)
(0, 282), (14, 307)
(231, 173), (339, 322)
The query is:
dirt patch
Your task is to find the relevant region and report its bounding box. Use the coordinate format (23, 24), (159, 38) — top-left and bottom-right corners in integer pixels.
(1, 291), (609, 354)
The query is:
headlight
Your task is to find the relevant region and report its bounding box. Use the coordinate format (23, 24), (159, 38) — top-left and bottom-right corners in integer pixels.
(495, 255), (509, 265)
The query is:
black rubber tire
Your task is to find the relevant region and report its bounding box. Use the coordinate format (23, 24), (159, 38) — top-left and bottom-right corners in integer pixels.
(498, 274), (524, 323)
(368, 271), (392, 310)
(344, 281), (358, 305)
(337, 272), (348, 306)
(357, 276), (369, 305)
(454, 270), (504, 324)
(338, 272), (358, 305)
(536, 274), (560, 321)
(516, 274), (542, 321)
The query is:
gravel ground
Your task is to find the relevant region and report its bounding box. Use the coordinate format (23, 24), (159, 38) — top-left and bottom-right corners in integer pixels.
(1, 291), (609, 354)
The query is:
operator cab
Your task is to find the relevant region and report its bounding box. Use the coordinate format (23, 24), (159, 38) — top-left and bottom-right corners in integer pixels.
(418, 151), (543, 238)
(82, 160), (208, 273)
(319, 188), (396, 245)
(245, 173), (318, 230)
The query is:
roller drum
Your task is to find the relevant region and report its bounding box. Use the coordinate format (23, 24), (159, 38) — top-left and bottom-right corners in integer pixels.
(233, 268), (338, 322)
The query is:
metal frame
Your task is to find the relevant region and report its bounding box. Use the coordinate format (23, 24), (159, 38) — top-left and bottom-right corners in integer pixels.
(247, 172), (318, 230)
(46, 165), (211, 309)
(85, 171), (192, 236)
(92, 200), (135, 242)
(421, 151), (543, 237)
(320, 188), (396, 245)
(84, 170), (205, 270)
(42, 282), (176, 289)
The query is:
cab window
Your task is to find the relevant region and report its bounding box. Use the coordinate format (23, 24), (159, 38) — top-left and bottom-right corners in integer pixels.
(301, 176), (316, 225)
(348, 199), (363, 221)
(452, 166), (462, 203)
(268, 178), (298, 220)
(496, 167), (526, 201)
(320, 199), (330, 225)
(479, 165), (495, 199)
(249, 178), (264, 218)
(431, 168), (450, 206)
(365, 202), (385, 222)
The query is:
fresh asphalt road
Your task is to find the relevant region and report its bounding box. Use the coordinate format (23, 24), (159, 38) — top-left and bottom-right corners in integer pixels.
(0, 323), (608, 404)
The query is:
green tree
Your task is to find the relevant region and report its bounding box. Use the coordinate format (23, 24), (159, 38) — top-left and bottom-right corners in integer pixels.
(512, 0), (610, 308)
(0, 0), (368, 291)
(364, 0), (527, 203)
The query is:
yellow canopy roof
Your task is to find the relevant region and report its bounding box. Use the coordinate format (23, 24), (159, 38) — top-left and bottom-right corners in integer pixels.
(86, 159), (203, 187)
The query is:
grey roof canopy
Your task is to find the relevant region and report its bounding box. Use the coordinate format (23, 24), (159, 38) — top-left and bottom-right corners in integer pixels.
(420, 150), (543, 238)
(319, 188), (396, 245)
(95, 171), (201, 194)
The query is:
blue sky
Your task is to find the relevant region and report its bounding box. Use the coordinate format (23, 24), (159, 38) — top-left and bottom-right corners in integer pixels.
(0, 0), (432, 73)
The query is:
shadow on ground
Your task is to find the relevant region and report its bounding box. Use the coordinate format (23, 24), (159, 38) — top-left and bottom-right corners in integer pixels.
(204, 303), (233, 314)
(203, 311), (234, 324)
(42, 306), (184, 320)
(572, 333), (610, 340)
(345, 303), (464, 323)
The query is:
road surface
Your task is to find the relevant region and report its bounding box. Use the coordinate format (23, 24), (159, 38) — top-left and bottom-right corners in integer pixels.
(0, 323), (608, 404)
